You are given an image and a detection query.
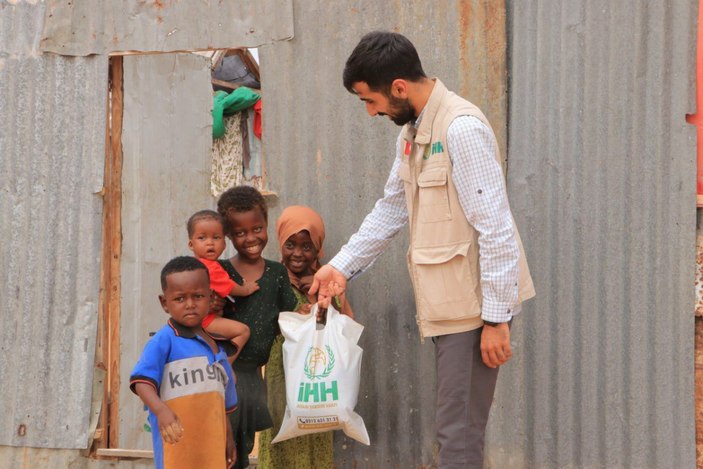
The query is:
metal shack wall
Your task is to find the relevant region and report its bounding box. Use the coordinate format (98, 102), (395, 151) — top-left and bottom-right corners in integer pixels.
(0, 0), (106, 450)
(485, 1), (697, 468)
(260, 1), (507, 466)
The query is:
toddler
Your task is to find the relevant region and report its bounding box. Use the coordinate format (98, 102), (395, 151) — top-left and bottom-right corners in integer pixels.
(187, 209), (256, 358)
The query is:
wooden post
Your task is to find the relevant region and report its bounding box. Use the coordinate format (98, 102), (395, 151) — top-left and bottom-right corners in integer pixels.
(106, 55), (124, 450)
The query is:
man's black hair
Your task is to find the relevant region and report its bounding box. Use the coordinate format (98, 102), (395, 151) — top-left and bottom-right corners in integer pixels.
(187, 209), (225, 237)
(160, 256), (209, 291)
(343, 31), (427, 93)
(217, 185), (268, 233)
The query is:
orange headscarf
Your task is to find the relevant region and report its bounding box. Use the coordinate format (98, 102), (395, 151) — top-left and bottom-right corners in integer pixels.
(276, 205), (353, 318)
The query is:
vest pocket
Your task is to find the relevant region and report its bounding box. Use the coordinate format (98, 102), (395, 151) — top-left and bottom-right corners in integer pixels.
(417, 167), (451, 222)
(410, 242), (480, 320)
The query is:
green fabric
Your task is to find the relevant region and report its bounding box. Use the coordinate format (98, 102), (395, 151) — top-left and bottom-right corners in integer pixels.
(257, 288), (334, 469)
(212, 87), (261, 139)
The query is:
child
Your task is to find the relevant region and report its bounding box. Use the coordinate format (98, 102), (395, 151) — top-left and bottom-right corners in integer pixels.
(187, 209), (256, 359)
(215, 186), (299, 469)
(258, 205), (353, 469)
(129, 256), (238, 469)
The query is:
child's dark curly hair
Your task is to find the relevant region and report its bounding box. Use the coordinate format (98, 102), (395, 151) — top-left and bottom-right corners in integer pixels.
(160, 256), (208, 291)
(217, 186), (268, 233)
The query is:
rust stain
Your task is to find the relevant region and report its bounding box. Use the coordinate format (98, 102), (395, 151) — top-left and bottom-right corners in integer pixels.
(458, 0), (473, 99)
(154, 0), (165, 9)
(696, 317), (703, 466)
(696, 235), (703, 316)
(315, 149), (323, 183)
(157, 15), (163, 24)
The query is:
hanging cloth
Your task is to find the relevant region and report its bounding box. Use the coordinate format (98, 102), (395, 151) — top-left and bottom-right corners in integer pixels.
(212, 87), (261, 138)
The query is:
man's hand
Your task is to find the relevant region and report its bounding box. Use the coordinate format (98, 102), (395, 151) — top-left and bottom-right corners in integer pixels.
(156, 406), (184, 444)
(480, 322), (512, 368)
(309, 265), (347, 308)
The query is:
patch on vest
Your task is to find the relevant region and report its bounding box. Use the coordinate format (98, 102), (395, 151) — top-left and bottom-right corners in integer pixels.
(423, 141), (444, 160)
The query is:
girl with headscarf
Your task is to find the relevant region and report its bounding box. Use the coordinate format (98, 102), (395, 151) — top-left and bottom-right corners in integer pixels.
(257, 206), (352, 468)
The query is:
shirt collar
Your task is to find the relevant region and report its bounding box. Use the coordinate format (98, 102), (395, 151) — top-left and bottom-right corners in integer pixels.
(168, 318), (198, 338)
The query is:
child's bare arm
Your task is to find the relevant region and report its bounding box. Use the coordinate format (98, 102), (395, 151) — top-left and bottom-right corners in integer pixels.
(134, 383), (183, 444)
(205, 317), (250, 362)
(229, 280), (259, 297)
(226, 417), (236, 468)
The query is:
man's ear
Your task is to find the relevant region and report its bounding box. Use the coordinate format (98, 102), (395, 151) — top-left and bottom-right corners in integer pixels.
(159, 294), (168, 313)
(390, 79), (409, 99)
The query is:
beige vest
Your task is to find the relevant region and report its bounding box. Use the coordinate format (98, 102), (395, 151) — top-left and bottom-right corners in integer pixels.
(397, 79), (535, 338)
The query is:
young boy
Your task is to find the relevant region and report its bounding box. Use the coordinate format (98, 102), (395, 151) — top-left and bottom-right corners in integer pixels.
(187, 210), (257, 359)
(130, 256), (238, 469)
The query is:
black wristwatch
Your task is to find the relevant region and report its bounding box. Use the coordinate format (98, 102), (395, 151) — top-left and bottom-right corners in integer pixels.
(483, 320), (501, 327)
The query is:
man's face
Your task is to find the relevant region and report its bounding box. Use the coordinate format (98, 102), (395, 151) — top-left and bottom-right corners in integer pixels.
(352, 81), (416, 126)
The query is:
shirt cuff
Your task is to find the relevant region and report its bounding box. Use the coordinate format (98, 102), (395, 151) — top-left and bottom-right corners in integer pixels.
(329, 255), (362, 281)
(481, 299), (514, 323)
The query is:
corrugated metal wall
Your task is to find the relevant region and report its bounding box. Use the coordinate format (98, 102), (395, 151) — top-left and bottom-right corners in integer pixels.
(118, 53), (215, 450)
(261, 1), (507, 466)
(40, 0), (294, 55)
(485, 1), (698, 468)
(0, 0), (107, 450)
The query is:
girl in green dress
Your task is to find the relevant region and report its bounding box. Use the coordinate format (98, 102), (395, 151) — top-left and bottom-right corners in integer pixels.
(216, 186), (299, 469)
(257, 205), (353, 469)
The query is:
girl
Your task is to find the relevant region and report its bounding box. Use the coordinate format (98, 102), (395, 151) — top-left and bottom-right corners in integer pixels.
(257, 205), (353, 469)
(216, 186), (299, 469)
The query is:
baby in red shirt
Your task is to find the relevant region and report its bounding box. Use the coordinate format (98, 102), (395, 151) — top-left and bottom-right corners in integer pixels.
(187, 210), (258, 358)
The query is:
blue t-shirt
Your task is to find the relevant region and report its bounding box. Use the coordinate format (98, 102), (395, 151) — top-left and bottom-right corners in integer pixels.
(130, 319), (237, 469)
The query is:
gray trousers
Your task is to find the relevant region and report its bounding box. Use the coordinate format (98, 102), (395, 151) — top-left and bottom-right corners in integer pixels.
(434, 327), (500, 469)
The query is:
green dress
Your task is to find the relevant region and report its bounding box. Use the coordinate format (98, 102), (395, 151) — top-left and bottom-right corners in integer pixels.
(220, 259), (298, 469)
(257, 287), (334, 469)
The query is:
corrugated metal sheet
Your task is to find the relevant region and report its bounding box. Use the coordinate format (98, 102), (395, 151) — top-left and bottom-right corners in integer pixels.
(40, 0), (294, 56)
(117, 52), (215, 450)
(261, 1), (507, 466)
(0, 0), (107, 451)
(486, 1), (698, 468)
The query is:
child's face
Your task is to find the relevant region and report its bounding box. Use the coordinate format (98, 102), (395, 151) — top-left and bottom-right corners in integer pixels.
(159, 269), (211, 329)
(188, 218), (227, 261)
(281, 230), (318, 276)
(226, 208), (268, 262)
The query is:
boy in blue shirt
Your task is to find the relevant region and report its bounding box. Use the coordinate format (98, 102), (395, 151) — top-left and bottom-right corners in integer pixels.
(130, 256), (238, 468)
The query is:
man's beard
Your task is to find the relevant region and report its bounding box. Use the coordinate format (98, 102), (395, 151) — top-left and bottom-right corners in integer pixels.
(381, 95), (416, 126)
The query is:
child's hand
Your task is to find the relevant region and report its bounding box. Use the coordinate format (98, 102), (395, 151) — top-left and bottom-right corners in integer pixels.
(242, 281), (260, 296)
(210, 291), (225, 315)
(297, 303), (313, 315)
(298, 275), (314, 294)
(156, 407), (184, 445)
(226, 418), (236, 468)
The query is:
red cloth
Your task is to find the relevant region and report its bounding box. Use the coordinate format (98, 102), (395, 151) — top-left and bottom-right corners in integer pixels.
(198, 257), (237, 298)
(253, 99), (262, 139)
(201, 312), (217, 328)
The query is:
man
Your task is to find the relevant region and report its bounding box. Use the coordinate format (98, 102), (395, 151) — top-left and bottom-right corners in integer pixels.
(311, 31), (535, 468)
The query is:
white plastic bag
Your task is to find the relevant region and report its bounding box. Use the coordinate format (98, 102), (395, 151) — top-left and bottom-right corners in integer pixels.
(272, 304), (370, 445)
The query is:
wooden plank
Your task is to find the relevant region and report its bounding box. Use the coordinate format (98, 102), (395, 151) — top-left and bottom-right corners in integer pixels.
(212, 78), (261, 94)
(107, 55), (124, 450)
(96, 448), (153, 460)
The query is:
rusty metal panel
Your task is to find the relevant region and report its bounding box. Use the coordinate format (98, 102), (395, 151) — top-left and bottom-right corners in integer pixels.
(486, 1), (698, 468)
(260, 1), (506, 466)
(117, 52), (216, 450)
(0, 1), (107, 450)
(40, 0), (294, 56)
